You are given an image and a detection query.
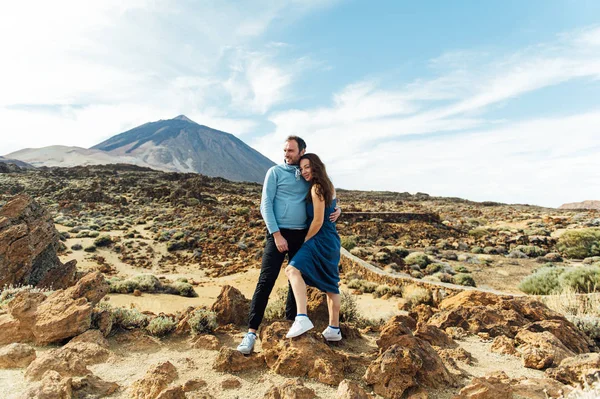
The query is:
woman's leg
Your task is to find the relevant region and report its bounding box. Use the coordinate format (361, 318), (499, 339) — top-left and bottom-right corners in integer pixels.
(326, 292), (340, 327)
(285, 265), (307, 315)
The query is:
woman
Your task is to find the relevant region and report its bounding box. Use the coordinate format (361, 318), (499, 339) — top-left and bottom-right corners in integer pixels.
(284, 153), (342, 341)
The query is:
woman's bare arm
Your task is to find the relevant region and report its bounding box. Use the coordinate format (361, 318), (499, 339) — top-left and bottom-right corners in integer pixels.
(305, 185), (325, 242)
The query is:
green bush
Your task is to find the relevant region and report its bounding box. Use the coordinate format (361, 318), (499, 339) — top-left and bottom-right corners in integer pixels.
(84, 245), (97, 253)
(146, 316), (176, 337)
(373, 285), (391, 298)
(518, 267), (565, 295)
(514, 245), (546, 257)
(340, 235), (358, 251)
(425, 263), (443, 275)
(567, 315), (600, 342)
(557, 228), (600, 259)
(454, 273), (476, 287)
(404, 252), (430, 269)
(112, 307), (150, 329)
(166, 281), (197, 297)
(558, 266), (600, 293)
(188, 308), (217, 335)
(94, 235), (112, 247)
(360, 281), (378, 294)
(71, 243), (83, 251)
(131, 275), (161, 292)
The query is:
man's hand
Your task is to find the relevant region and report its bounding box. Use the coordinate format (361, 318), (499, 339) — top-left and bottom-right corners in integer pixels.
(273, 231), (289, 253)
(329, 206), (341, 222)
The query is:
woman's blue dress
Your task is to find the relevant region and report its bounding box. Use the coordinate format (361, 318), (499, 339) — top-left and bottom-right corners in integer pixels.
(289, 198), (341, 294)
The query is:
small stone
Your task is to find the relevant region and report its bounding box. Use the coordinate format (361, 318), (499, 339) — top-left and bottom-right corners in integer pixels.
(221, 377), (241, 389)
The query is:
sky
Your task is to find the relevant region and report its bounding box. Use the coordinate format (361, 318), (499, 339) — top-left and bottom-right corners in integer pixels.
(1, 0), (600, 208)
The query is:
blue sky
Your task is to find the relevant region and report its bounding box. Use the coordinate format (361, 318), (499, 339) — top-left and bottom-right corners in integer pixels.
(1, 0), (599, 207)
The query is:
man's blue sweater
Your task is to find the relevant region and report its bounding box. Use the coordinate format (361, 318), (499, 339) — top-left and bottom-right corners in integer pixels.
(260, 163), (310, 234)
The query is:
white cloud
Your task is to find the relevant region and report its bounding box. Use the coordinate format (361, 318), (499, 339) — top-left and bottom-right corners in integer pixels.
(250, 26), (600, 207)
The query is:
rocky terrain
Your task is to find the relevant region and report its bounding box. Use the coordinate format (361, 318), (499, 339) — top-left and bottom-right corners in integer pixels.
(0, 165), (599, 399)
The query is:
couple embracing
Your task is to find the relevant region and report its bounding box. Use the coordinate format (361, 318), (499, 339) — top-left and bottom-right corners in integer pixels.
(237, 135), (342, 354)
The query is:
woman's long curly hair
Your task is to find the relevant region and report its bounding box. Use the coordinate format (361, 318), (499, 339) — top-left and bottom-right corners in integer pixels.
(300, 153), (335, 206)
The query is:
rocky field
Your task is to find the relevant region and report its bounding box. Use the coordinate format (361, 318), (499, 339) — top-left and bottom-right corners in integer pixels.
(0, 164), (599, 399)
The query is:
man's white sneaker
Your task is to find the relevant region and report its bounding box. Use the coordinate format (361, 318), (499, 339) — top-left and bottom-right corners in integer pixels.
(237, 333), (257, 354)
(285, 316), (314, 338)
(322, 326), (342, 341)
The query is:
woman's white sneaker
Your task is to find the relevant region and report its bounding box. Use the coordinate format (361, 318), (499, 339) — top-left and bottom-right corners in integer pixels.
(322, 326), (342, 341)
(285, 316), (314, 338)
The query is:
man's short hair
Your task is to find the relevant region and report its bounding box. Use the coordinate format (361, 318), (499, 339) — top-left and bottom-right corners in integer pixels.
(286, 135), (306, 152)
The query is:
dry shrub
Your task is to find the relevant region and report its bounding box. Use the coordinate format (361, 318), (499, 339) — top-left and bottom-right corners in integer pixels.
(557, 228), (600, 259)
(146, 316), (176, 337)
(402, 284), (432, 309)
(540, 289), (600, 344)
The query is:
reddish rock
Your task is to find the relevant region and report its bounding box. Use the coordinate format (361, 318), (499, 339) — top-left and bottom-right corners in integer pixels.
(376, 315), (417, 350)
(210, 285), (250, 326)
(365, 334), (455, 399)
(409, 304), (436, 324)
(0, 343), (36, 368)
(490, 336), (518, 356)
(25, 341), (109, 381)
(260, 321), (346, 386)
(23, 370), (73, 399)
(415, 323), (457, 349)
(213, 347), (265, 372)
(453, 371), (571, 399)
(520, 319), (595, 354)
(64, 271), (109, 306)
(429, 290), (583, 358)
(0, 194), (77, 289)
(545, 353), (600, 386)
(129, 361), (178, 399)
(0, 272), (109, 346)
(263, 378), (316, 399)
(183, 378), (207, 392)
(515, 330), (574, 370)
(0, 314), (33, 344)
(68, 329), (109, 348)
(336, 379), (369, 399)
(221, 377), (242, 389)
(71, 374), (120, 398)
(156, 385), (187, 398)
(190, 334), (220, 350)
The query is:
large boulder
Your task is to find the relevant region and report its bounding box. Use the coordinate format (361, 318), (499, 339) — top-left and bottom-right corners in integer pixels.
(429, 291), (564, 338)
(0, 194), (77, 289)
(0, 272), (109, 346)
(210, 285), (249, 326)
(515, 330), (574, 370)
(364, 337), (455, 399)
(260, 321), (346, 385)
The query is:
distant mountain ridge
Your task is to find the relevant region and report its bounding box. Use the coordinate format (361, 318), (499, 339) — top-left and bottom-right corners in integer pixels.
(559, 200), (600, 210)
(0, 156), (35, 169)
(91, 115), (275, 183)
(4, 116), (275, 183)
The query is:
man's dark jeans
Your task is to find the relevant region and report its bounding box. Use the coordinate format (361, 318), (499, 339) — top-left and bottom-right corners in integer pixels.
(248, 228), (307, 330)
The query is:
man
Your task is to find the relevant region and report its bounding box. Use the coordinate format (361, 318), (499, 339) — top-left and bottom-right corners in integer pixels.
(237, 135), (340, 354)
